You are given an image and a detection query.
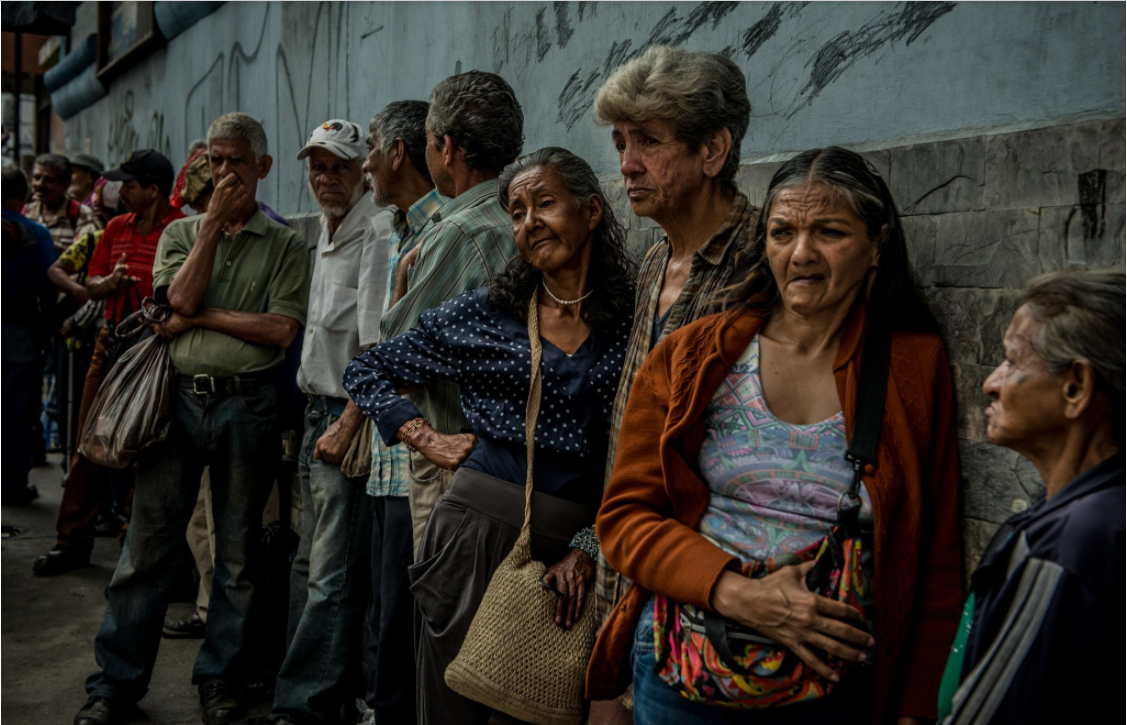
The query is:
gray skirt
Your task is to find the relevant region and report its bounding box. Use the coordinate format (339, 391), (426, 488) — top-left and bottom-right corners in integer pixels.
(409, 467), (597, 725)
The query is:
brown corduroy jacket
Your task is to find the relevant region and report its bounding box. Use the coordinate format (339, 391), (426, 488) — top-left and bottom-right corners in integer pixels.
(586, 303), (963, 723)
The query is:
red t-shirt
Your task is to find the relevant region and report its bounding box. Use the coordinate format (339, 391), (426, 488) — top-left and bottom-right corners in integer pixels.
(89, 208), (186, 322)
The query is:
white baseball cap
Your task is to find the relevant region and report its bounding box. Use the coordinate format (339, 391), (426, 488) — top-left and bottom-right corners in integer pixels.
(296, 119), (366, 161)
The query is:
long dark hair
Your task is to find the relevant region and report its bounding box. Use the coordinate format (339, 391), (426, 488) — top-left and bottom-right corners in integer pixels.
(490, 147), (636, 335)
(724, 146), (937, 333)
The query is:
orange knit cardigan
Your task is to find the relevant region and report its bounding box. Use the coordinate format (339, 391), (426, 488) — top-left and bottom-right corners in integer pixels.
(587, 303), (963, 722)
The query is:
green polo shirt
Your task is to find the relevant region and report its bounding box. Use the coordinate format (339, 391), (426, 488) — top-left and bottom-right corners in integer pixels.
(152, 207), (309, 376)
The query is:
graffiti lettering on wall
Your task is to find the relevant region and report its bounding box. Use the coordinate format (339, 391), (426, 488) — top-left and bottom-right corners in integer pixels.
(106, 90), (172, 165)
(183, 1), (359, 212)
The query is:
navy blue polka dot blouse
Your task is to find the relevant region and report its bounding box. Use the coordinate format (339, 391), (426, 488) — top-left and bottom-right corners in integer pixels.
(344, 287), (633, 506)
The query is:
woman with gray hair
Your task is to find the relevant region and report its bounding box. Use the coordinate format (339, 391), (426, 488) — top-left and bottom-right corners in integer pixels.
(346, 147), (636, 724)
(939, 269), (1124, 725)
(590, 51), (762, 722)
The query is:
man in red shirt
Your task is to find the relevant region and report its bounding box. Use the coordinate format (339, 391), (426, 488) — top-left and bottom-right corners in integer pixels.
(33, 149), (184, 576)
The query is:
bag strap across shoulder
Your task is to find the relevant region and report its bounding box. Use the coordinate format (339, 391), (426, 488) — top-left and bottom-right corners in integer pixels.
(518, 295), (544, 540)
(845, 318), (891, 495)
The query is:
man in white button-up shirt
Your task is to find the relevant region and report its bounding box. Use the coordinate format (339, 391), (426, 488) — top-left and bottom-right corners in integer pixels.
(269, 119), (395, 725)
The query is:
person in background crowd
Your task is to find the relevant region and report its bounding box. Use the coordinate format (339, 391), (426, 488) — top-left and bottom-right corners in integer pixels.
(172, 151), (215, 214)
(188, 138), (209, 159)
(584, 45), (760, 725)
(939, 270), (1124, 725)
(588, 147), (963, 725)
(358, 99), (444, 725)
(346, 146), (636, 725)
(24, 153), (97, 253)
(252, 119), (394, 725)
(34, 150), (184, 576)
(48, 177), (124, 491)
(73, 113), (309, 725)
(378, 70), (523, 554)
(70, 154), (105, 214)
(2, 167), (58, 505)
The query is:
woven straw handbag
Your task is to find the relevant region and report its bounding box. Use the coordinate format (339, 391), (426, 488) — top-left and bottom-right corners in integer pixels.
(445, 296), (598, 725)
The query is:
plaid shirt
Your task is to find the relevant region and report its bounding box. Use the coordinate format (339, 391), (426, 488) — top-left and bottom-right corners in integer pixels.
(593, 191), (760, 623)
(367, 188), (447, 497)
(378, 179), (516, 437)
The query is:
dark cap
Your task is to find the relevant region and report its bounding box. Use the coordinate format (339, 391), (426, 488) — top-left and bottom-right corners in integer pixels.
(102, 149), (175, 195)
(70, 153), (105, 176)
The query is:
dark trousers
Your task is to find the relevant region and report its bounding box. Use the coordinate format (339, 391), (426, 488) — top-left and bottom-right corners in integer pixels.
(410, 468), (595, 725)
(55, 326), (112, 551)
(86, 382), (278, 703)
(366, 495), (417, 724)
(1, 325), (44, 500)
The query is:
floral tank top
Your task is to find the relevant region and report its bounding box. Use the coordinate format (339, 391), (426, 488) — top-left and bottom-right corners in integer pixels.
(697, 334), (874, 566)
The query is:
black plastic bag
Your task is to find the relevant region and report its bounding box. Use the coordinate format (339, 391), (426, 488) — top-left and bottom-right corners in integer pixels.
(79, 300), (174, 469)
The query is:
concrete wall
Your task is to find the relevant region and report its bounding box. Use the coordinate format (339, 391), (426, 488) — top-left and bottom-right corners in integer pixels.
(65, 2), (1125, 215)
(63, 2), (1126, 565)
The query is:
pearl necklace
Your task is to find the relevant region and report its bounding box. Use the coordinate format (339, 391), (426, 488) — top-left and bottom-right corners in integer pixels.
(541, 281), (592, 306)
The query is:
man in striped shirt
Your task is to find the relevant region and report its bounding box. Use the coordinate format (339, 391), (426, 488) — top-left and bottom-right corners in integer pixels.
(359, 99), (446, 725)
(378, 71), (523, 553)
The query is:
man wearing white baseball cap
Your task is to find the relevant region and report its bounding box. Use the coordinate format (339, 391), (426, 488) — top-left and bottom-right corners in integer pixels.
(262, 119), (394, 725)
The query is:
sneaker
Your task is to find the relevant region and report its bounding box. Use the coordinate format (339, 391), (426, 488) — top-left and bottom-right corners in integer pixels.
(33, 546), (91, 576)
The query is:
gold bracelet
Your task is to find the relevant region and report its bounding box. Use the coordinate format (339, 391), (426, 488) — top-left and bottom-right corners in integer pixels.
(398, 418), (426, 452)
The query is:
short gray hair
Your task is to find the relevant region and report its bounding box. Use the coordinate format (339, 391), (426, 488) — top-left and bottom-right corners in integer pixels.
(188, 138), (208, 156)
(1021, 269), (1125, 442)
(34, 153), (72, 181)
(594, 45), (750, 187)
(370, 100), (432, 183)
(427, 71), (524, 174)
(207, 112), (268, 159)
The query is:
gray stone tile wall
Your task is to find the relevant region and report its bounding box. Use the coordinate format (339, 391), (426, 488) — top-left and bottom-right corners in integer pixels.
(597, 117), (1126, 570)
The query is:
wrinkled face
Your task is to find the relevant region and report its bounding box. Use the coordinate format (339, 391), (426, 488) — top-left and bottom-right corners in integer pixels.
(362, 131), (393, 207)
(424, 125), (454, 198)
(118, 179), (158, 213)
(32, 164), (69, 209)
(765, 182), (880, 318)
(612, 118), (704, 222)
(208, 137), (268, 200)
(307, 148), (363, 218)
(982, 305), (1067, 453)
(508, 166), (599, 275)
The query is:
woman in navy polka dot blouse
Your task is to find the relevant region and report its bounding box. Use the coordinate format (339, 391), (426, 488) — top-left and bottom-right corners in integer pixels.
(344, 148), (636, 719)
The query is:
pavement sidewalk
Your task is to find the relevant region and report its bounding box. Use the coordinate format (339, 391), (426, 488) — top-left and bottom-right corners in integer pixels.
(0, 455), (271, 725)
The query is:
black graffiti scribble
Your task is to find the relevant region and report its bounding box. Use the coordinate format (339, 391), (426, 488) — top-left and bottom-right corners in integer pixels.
(554, 1), (574, 49)
(577, 1), (594, 23)
(723, 2), (807, 59)
(800, 2), (956, 105)
(555, 1), (741, 130)
(535, 7), (552, 62)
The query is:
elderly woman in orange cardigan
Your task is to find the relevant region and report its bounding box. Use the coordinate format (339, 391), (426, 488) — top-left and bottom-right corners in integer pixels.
(588, 147), (962, 725)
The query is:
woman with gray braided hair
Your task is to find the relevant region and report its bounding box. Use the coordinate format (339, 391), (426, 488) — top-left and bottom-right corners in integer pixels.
(588, 146), (963, 724)
(345, 146), (635, 724)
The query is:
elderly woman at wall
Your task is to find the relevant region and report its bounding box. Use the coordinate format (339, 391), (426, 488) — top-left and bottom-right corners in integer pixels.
(589, 49), (761, 721)
(345, 147), (635, 725)
(587, 147), (963, 725)
(938, 270), (1124, 725)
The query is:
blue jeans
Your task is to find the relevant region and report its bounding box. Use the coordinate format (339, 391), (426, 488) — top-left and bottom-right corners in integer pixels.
(366, 495), (416, 723)
(271, 405), (373, 723)
(632, 599), (875, 725)
(1, 325), (42, 499)
(86, 382), (279, 702)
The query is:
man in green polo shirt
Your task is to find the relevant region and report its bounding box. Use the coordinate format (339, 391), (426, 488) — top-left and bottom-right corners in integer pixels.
(76, 113), (309, 725)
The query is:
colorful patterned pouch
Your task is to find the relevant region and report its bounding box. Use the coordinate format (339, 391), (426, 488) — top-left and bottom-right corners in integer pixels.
(651, 323), (889, 709)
